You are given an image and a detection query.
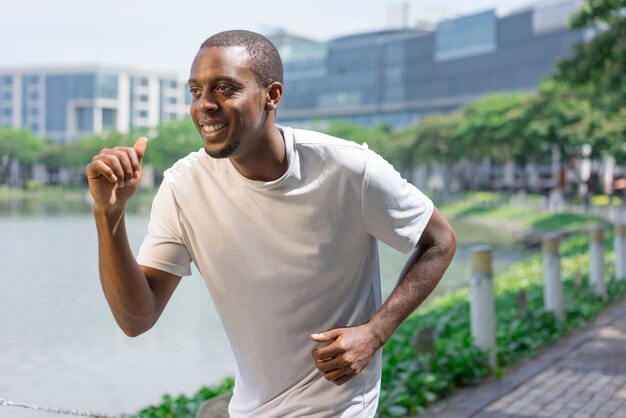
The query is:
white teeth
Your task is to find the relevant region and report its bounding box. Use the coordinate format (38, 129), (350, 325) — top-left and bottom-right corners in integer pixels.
(202, 122), (227, 133)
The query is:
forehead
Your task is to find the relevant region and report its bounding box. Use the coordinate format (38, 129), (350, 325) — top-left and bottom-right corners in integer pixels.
(189, 46), (254, 83)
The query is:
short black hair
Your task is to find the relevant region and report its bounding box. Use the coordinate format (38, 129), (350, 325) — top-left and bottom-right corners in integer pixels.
(200, 30), (283, 87)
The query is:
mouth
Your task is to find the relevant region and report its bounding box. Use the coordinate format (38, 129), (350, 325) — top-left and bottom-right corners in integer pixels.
(200, 121), (229, 134)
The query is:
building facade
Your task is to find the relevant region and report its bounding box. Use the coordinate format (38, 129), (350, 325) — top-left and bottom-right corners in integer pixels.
(0, 0), (588, 141)
(273, 0), (587, 128)
(0, 67), (190, 142)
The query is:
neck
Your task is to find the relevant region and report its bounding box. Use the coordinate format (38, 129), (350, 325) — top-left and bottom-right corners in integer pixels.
(230, 124), (287, 181)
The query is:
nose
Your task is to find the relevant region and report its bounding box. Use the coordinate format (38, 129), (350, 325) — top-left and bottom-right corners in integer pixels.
(197, 93), (219, 113)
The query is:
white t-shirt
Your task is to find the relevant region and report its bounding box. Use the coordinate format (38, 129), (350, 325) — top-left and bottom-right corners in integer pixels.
(137, 126), (434, 417)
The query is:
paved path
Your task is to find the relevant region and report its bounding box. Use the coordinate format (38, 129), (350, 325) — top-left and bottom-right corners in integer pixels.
(418, 296), (626, 418)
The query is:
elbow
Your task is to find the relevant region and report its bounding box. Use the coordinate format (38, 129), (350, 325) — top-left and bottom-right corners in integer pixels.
(446, 225), (457, 258)
(430, 221), (457, 264)
(116, 316), (155, 338)
(122, 326), (148, 338)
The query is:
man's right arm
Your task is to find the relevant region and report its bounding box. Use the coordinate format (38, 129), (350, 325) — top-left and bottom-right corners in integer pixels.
(86, 137), (181, 337)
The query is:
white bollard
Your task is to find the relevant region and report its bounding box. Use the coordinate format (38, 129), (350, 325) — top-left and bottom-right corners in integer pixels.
(543, 233), (564, 322)
(470, 245), (496, 367)
(615, 223), (626, 281)
(590, 225), (607, 300)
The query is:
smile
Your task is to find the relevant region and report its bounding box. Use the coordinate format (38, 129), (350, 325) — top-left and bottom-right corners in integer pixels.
(202, 122), (228, 133)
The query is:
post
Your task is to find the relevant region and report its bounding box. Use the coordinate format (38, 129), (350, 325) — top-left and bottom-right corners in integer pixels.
(543, 232), (564, 322)
(590, 225), (607, 300)
(470, 245), (496, 367)
(615, 223), (626, 281)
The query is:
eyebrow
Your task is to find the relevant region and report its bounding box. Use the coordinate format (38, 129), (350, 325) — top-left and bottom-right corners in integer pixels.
(188, 76), (242, 86)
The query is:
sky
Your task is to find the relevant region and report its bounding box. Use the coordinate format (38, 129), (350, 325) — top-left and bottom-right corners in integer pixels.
(0, 0), (534, 74)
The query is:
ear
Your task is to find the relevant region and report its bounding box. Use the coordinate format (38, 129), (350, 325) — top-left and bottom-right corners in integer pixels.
(264, 82), (283, 111)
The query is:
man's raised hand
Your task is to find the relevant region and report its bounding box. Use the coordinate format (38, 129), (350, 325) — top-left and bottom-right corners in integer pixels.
(85, 136), (148, 211)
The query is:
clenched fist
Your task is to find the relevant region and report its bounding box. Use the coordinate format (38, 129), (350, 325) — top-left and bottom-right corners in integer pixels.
(85, 136), (148, 211)
(310, 324), (380, 386)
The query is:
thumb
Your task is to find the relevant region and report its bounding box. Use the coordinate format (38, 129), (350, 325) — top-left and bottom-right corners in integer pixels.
(134, 136), (149, 159)
(310, 328), (343, 342)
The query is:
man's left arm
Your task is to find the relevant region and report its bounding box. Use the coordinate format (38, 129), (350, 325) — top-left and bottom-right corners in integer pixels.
(310, 208), (456, 385)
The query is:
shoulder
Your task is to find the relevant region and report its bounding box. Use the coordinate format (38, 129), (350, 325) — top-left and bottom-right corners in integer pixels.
(291, 128), (370, 174)
(292, 128), (366, 152)
(162, 148), (212, 184)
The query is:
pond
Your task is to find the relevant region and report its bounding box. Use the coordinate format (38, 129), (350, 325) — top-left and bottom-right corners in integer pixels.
(0, 200), (531, 417)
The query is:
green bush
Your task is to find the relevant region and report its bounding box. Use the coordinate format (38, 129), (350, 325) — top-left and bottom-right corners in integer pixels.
(137, 377), (234, 418)
(377, 231), (626, 417)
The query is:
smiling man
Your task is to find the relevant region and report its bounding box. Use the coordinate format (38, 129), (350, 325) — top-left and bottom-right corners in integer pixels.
(86, 30), (456, 417)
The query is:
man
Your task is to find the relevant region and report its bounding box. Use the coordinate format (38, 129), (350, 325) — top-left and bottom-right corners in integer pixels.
(86, 30), (456, 417)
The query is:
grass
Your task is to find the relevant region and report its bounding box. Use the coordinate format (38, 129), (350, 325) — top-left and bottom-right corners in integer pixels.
(439, 199), (602, 233)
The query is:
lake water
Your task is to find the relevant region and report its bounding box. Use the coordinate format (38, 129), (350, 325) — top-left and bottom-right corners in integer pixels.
(0, 205), (531, 417)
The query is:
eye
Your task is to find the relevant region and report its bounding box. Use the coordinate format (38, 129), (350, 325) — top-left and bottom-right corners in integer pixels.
(189, 87), (201, 98)
(215, 84), (234, 94)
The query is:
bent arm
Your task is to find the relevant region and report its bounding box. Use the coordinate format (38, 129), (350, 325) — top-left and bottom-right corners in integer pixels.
(367, 207), (456, 345)
(95, 206), (182, 337)
(311, 208), (456, 385)
(87, 137), (181, 337)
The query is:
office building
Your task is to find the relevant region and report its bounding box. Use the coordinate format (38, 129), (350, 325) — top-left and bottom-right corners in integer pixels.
(0, 0), (587, 141)
(272, 0), (587, 128)
(0, 66), (190, 142)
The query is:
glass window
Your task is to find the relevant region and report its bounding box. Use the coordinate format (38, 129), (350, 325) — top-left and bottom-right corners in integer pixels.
(168, 97), (177, 104)
(30, 108), (39, 116)
(96, 73), (118, 99)
(2, 92), (11, 100)
(30, 123), (39, 131)
(102, 108), (117, 128)
(170, 80), (177, 89)
(29, 91), (39, 100)
(2, 108), (11, 116)
(140, 78), (148, 86)
(45, 74), (96, 132)
(435, 10), (497, 61)
(139, 110), (148, 117)
(1, 76), (12, 85)
(77, 107), (93, 131)
(139, 94), (149, 102)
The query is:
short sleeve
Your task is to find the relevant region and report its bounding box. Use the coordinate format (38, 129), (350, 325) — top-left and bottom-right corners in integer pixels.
(362, 148), (434, 253)
(137, 180), (192, 277)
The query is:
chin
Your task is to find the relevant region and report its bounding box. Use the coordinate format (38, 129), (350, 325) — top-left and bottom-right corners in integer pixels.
(205, 141), (240, 159)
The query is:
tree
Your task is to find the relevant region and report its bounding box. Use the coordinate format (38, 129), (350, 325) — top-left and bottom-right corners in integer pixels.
(0, 127), (47, 185)
(555, 0), (626, 114)
(455, 92), (539, 165)
(43, 130), (136, 170)
(144, 119), (203, 173)
(412, 111), (464, 163)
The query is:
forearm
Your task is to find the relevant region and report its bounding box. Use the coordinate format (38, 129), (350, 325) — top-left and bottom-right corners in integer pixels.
(368, 226), (456, 347)
(94, 206), (156, 336)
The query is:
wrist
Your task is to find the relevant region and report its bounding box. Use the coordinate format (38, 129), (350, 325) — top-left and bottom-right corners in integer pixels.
(363, 318), (392, 349)
(93, 204), (124, 217)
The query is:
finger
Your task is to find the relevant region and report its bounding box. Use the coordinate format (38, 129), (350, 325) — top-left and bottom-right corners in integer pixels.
(112, 149), (134, 183)
(333, 374), (354, 386)
(124, 146), (141, 177)
(133, 136), (148, 159)
(86, 160), (118, 182)
(310, 328), (343, 343)
(95, 154), (125, 184)
(322, 368), (349, 383)
(315, 355), (346, 373)
(312, 343), (343, 361)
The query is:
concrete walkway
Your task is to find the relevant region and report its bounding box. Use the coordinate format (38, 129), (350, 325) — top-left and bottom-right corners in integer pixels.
(418, 296), (626, 418)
